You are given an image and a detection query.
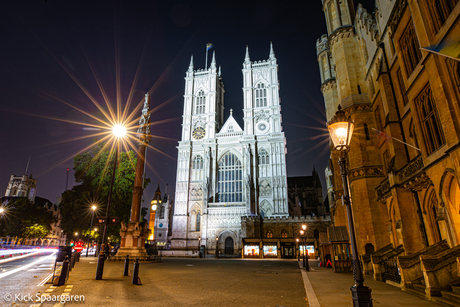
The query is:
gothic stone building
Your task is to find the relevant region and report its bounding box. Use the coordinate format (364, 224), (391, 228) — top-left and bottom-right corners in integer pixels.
(318, 0), (460, 302)
(164, 44), (289, 257)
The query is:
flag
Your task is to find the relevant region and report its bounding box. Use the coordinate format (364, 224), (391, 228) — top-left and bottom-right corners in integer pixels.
(206, 43), (214, 51)
(422, 39), (460, 61)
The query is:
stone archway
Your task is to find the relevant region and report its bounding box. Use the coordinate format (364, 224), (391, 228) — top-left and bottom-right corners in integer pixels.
(423, 189), (442, 245)
(440, 169), (460, 246)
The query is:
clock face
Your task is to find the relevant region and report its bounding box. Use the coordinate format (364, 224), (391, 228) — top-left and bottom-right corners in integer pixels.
(257, 121), (269, 134)
(193, 127), (206, 140)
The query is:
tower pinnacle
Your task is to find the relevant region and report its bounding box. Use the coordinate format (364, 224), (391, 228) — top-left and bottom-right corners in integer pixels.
(188, 55), (194, 72)
(269, 42), (275, 59)
(244, 46), (250, 64)
(210, 50), (216, 69)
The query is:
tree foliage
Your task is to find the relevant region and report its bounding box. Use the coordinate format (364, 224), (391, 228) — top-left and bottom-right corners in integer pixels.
(59, 142), (150, 241)
(2, 198), (55, 240)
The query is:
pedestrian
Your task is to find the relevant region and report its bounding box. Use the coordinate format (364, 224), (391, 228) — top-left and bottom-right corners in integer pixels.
(326, 259), (332, 268)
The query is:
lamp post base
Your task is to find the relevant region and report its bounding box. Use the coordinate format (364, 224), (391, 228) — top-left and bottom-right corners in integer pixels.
(350, 284), (373, 307)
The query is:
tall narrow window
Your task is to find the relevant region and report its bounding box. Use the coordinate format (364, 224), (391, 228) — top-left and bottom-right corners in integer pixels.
(281, 229), (288, 238)
(255, 83), (267, 108)
(195, 90), (206, 114)
(431, 0), (458, 29)
(266, 229), (273, 238)
(399, 21), (422, 76)
(358, 85), (362, 94)
(258, 148), (269, 178)
(217, 152), (243, 202)
(415, 85), (446, 154)
(191, 155), (204, 181)
(397, 69), (408, 106)
(258, 148), (269, 165)
(364, 123), (370, 140)
(196, 212), (201, 231)
(159, 206), (165, 219)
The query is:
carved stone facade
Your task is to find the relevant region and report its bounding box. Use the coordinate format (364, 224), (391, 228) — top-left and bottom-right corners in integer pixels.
(165, 44), (288, 257)
(318, 0), (460, 300)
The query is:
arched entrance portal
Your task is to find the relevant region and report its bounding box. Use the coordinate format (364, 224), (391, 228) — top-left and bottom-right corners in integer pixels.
(225, 237), (234, 255)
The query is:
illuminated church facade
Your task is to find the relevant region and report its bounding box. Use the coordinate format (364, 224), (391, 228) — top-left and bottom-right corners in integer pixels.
(167, 44), (289, 256)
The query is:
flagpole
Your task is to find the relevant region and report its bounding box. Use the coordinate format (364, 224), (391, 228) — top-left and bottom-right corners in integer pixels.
(205, 44), (208, 69)
(421, 47), (460, 62)
(371, 128), (421, 151)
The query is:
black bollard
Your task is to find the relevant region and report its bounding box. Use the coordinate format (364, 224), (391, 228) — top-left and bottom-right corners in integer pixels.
(123, 255), (130, 276)
(58, 256), (70, 286)
(132, 258), (141, 285)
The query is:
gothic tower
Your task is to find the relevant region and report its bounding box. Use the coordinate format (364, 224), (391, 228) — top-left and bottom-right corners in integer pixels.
(169, 44), (288, 256)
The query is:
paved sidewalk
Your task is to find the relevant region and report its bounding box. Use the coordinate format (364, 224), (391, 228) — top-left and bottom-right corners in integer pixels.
(301, 263), (443, 306)
(38, 257), (307, 307)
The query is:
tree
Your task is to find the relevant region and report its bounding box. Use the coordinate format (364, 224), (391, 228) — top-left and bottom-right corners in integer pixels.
(2, 198), (56, 242)
(59, 141), (150, 241)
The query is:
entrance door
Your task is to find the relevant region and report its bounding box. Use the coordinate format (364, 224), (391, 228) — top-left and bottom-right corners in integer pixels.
(225, 237), (234, 255)
(283, 246), (294, 258)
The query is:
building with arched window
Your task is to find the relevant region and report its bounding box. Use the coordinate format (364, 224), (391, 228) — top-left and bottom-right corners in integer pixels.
(167, 44), (289, 257)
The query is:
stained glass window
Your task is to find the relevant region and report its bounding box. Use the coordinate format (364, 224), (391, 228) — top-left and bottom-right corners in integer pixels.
(196, 212), (201, 231)
(217, 152), (243, 202)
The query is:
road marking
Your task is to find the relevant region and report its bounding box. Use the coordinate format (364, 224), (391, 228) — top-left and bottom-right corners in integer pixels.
(0, 252), (56, 279)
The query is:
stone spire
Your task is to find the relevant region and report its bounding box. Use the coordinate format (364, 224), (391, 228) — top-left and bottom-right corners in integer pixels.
(244, 46), (250, 64)
(210, 50), (216, 69)
(188, 55), (194, 72)
(269, 41), (275, 59)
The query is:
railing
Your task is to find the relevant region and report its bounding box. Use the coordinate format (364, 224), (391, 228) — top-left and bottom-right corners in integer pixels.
(381, 260), (401, 283)
(216, 131), (244, 138)
(398, 155), (424, 182)
(376, 178), (390, 198)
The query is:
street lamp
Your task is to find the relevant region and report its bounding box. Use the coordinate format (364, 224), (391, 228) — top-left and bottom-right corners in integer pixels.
(86, 205), (97, 257)
(96, 123), (126, 280)
(327, 105), (373, 306)
(301, 224), (310, 271)
(296, 238), (300, 261)
(215, 236), (219, 259)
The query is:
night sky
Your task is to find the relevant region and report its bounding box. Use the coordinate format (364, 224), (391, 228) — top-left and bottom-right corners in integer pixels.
(1, 0), (376, 208)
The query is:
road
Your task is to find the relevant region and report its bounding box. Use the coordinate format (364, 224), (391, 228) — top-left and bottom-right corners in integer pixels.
(0, 250), (57, 304)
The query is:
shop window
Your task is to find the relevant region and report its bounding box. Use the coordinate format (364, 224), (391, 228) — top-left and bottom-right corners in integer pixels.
(415, 85), (446, 154)
(266, 229), (273, 238)
(281, 229), (288, 238)
(263, 245), (277, 257)
(399, 20), (422, 76)
(244, 245), (259, 256)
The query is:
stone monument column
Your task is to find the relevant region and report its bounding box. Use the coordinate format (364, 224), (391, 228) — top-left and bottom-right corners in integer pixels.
(116, 93), (152, 260)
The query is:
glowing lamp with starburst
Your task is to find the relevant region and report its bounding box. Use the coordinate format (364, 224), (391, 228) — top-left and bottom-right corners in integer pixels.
(327, 105), (354, 151)
(112, 124), (127, 138)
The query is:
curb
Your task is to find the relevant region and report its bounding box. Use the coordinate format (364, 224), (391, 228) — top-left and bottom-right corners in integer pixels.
(298, 261), (321, 307)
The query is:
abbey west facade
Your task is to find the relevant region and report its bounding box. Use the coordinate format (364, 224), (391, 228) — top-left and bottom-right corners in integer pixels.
(318, 0), (460, 302)
(167, 44), (288, 257)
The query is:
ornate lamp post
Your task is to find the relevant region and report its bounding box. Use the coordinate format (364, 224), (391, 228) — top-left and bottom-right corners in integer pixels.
(327, 105), (373, 306)
(96, 123), (126, 280)
(296, 238), (300, 261)
(86, 205), (97, 257)
(301, 224), (310, 271)
(215, 237), (219, 259)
